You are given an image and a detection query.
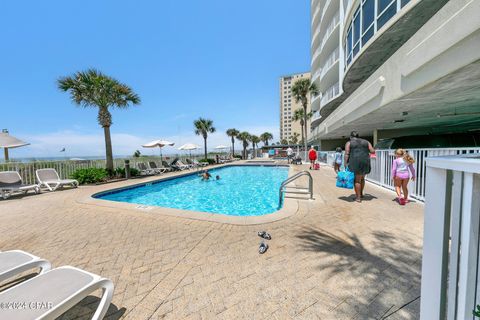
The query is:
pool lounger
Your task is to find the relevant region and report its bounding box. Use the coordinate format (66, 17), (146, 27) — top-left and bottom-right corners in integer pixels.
(137, 163), (156, 176)
(148, 162), (168, 174)
(0, 171), (40, 200)
(0, 250), (51, 283)
(36, 168), (79, 192)
(0, 266), (114, 320)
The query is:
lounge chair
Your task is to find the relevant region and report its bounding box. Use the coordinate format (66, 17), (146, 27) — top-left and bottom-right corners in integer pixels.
(0, 266), (114, 320)
(0, 171), (40, 199)
(0, 250), (51, 283)
(35, 168), (78, 192)
(137, 163), (155, 175)
(190, 159), (208, 167)
(170, 159), (189, 171)
(148, 161), (168, 174)
(176, 160), (192, 169)
(162, 160), (175, 172)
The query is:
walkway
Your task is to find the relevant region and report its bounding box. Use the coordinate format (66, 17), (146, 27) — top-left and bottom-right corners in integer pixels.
(0, 164), (423, 319)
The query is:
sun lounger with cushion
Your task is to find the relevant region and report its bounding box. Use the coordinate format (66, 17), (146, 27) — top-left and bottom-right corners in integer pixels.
(0, 266), (114, 320)
(0, 250), (51, 283)
(35, 168), (78, 192)
(137, 163), (155, 176)
(0, 171), (40, 199)
(148, 161), (168, 174)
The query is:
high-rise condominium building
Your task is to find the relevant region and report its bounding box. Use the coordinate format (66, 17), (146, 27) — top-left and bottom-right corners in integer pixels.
(310, 0), (480, 150)
(279, 72), (311, 143)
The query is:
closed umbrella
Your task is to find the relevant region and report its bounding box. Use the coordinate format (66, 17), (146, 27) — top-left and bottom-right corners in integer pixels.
(178, 143), (200, 159)
(142, 140), (174, 160)
(0, 131), (29, 161)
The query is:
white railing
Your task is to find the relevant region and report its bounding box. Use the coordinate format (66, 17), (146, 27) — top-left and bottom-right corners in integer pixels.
(0, 154), (212, 185)
(368, 148), (480, 201)
(420, 154), (480, 319)
(320, 13), (340, 51)
(317, 148), (480, 202)
(320, 82), (340, 106)
(320, 47), (340, 80)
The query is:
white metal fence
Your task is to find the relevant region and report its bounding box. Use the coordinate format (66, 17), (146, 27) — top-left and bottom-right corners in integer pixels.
(420, 154), (480, 319)
(319, 148), (480, 202)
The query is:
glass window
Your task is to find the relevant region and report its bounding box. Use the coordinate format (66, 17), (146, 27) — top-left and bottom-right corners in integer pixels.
(362, 25), (374, 45)
(353, 44), (360, 57)
(378, 0), (395, 13)
(346, 27), (352, 54)
(377, 3), (397, 30)
(401, 0), (410, 7)
(362, 0), (374, 33)
(353, 12), (361, 45)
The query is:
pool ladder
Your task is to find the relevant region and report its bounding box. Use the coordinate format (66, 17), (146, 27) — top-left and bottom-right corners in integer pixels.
(278, 171), (313, 206)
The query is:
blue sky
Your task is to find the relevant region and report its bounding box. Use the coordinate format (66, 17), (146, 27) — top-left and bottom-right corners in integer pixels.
(1, 0), (310, 158)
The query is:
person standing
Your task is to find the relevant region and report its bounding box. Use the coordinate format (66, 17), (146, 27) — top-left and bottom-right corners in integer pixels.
(334, 147), (343, 173)
(308, 146), (317, 170)
(344, 131), (375, 202)
(286, 147), (293, 164)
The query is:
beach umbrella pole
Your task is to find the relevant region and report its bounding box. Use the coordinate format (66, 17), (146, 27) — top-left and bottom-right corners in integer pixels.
(4, 148), (8, 162)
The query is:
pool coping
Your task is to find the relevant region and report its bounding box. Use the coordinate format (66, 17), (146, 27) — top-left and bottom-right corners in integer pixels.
(77, 162), (300, 225)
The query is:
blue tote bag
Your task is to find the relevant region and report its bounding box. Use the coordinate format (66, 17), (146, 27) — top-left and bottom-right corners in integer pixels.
(336, 167), (354, 189)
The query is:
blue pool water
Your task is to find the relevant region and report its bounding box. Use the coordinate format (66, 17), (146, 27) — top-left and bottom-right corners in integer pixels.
(95, 165), (289, 216)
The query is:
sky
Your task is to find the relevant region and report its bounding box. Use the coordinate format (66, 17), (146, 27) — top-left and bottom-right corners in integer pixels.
(0, 0), (310, 158)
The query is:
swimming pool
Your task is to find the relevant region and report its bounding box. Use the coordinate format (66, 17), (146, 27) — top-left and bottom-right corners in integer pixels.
(94, 165), (289, 216)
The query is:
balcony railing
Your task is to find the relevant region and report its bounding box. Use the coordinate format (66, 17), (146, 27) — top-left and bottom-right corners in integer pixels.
(320, 82), (340, 106)
(312, 68), (322, 82)
(320, 13), (340, 53)
(320, 47), (339, 80)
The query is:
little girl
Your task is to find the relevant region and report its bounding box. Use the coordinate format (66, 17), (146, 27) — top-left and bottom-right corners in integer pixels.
(391, 149), (416, 205)
(334, 147), (343, 173)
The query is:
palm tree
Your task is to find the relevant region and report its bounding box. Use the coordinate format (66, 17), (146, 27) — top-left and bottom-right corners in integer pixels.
(290, 132), (300, 144)
(260, 132), (273, 146)
(194, 118), (216, 160)
(291, 78), (318, 155)
(226, 128), (239, 156)
(292, 108), (313, 144)
(250, 135), (261, 158)
(58, 69), (140, 172)
(236, 131), (251, 159)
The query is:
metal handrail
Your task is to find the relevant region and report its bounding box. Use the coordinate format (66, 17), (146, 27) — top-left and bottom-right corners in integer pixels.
(279, 170), (313, 206)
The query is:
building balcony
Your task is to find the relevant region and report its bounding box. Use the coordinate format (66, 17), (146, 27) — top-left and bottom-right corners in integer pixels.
(310, 110), (322, 128)
(320, 82), (340, 107)
(342, 0), (449, 97)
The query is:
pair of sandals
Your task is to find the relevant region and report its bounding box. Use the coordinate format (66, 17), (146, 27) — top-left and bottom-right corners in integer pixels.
(258, 231), (272, 254)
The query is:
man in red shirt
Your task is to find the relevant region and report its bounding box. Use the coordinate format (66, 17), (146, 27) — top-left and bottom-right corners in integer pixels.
(308, 147), (317, 170)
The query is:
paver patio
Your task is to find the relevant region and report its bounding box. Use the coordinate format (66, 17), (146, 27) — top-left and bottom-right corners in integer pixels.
(0, 164), (423, 319)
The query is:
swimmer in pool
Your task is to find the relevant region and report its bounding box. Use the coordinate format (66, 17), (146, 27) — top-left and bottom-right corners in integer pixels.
(216, 175), (220, 180)
(202, 170), (211, 181)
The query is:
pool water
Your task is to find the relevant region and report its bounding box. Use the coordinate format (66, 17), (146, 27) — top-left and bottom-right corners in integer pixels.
(95, 165), (289, 216)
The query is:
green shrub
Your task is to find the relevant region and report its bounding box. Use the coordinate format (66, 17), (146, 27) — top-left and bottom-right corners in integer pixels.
(233, 154), (242, 159)
(114, 167), (139, 178)
(199, 158), (215, 165)
(71, 168), (108, 184)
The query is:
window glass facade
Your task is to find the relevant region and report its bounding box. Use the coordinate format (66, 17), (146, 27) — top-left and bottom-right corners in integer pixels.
(344, 0), (410, 68)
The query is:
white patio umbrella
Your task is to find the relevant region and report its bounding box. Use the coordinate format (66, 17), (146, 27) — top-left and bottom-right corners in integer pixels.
(178, 143), (200, 158)
(215, 145), (229, 149)
(142, 140), (174, 160)
(0, 131), (29, 161)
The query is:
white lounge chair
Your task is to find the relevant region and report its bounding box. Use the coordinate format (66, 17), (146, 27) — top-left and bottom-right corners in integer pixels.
(148, 161), (168, 174)
(36, 168), (79, 191)
(0, 266), (114, 320)
(0, 250), (51, 283)
(191, 159), (207, 167)
(137, 163), (155, 175)
(0, 171), (40, 199)
(176, 160), (192, 169)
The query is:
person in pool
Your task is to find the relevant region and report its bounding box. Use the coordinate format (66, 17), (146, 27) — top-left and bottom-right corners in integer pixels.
(201, 170), (211, 181)
(216, 175), (220, 180)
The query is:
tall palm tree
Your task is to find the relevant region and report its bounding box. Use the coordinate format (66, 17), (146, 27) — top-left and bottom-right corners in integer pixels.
(226, 128), (239, 156)
(236, 132), (251, 159)
(292, 108), (313, 144)
(249, 135), (261, 158)
(292, 79), (318, 155)
(194, 118), (216, 160)
(260, 132), (273, 146)
(291, 132), (300, 144)
(58, 69), (140, 172)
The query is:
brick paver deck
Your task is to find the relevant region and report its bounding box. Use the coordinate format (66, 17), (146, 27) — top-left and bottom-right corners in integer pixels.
(0, 164), (423, 319)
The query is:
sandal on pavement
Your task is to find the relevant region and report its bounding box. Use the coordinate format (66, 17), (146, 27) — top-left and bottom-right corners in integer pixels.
(257, 231), (272, 240)
(259, 242), (269, 254)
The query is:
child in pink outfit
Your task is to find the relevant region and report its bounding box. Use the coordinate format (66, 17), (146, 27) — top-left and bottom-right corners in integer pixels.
(391, 149), (416, 205)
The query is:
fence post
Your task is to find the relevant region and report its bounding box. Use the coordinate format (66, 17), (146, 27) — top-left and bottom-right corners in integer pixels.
(124, 160), (130, 179)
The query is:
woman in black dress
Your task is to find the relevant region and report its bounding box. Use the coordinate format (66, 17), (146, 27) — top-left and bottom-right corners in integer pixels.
(344, 131), (375, 202)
